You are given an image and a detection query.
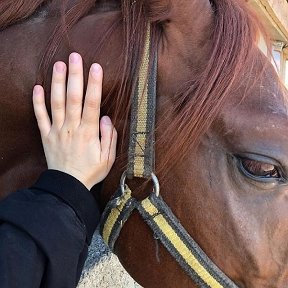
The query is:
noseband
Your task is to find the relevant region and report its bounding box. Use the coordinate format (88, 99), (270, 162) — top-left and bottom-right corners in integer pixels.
(99, 25), (238, 288)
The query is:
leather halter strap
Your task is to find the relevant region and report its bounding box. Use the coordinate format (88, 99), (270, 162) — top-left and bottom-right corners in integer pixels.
(99, 25), (239, 288)
(127, 25), (157, 179)
(100, 187), (238, 288)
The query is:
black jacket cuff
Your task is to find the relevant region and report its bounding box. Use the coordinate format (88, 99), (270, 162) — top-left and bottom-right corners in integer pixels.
(32, 170), (101, 244)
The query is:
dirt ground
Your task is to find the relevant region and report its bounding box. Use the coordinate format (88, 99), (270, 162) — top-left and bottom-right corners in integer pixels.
(78, 232), (142, 288)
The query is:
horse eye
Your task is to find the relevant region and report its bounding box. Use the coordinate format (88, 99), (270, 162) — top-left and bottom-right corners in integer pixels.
(239, 158), (280, 179)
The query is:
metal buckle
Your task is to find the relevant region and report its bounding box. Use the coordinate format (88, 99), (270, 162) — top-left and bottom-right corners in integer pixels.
(120, 171), (160, 197)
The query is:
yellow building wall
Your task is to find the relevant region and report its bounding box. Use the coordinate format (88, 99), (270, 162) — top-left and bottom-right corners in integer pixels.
(265, 0), (288, 38)
(249, 0), (288, 87)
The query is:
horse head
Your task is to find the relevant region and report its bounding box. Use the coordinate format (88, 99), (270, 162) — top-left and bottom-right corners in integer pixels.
(103, 1), (288, 287)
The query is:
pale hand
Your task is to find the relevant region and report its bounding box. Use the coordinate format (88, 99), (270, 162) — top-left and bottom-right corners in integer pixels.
(33, 52), (117, 190)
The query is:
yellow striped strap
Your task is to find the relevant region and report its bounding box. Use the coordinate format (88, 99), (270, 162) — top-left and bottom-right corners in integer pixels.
(138, 194), (239, 288)
(127, 25), (157, 179)
(100, 187), (238, 287)
(100, 20), (237, 287)
(99, 187), (137, 250)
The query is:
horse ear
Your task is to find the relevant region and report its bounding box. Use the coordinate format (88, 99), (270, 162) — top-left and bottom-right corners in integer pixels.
(154, 0), (214, 74)
(162, 0), (214, 40)
(146, 0), (213, 24)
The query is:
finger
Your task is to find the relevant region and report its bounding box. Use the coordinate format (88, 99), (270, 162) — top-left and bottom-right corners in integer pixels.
(65, 52), (84, 127)
(100, 116), (117, 163)
(33, 85), (51, 137)
(81, 63), (103, 134)
(51, 61), (67, 129)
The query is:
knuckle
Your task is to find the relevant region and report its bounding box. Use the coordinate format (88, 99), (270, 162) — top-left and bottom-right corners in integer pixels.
(53, 75), (65, 84)
(108, 156), (115, 164)
(69, 69), (82, 77)
(68, 93), (82, 105)
(82, 130), (94, 141)
(85, 98), (99, 109)
(52, 102), (64, 111)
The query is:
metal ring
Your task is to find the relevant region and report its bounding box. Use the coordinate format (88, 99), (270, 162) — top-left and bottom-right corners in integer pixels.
(120, 171), (160, 197)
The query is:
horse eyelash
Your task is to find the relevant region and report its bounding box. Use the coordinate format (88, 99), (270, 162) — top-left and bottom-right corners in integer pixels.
(235, 156), (285, 183)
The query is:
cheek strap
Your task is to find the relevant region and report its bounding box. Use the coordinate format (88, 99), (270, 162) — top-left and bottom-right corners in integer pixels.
(100, 187), (239, 288)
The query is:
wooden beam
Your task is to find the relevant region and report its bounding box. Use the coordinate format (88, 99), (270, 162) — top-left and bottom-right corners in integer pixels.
(249, 0), (288, 42)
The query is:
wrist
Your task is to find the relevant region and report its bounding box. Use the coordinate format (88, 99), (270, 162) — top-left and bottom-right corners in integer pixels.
(49, 168), (93, 190)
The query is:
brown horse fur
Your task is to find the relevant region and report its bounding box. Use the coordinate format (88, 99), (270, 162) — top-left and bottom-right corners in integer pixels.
(1, 0), (288, 287)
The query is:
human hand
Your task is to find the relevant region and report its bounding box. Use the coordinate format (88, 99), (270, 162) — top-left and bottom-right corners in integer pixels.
(33, 52), (117, 190)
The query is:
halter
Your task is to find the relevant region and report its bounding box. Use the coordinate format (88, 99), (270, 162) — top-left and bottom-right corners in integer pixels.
(99, 25), (238, 288)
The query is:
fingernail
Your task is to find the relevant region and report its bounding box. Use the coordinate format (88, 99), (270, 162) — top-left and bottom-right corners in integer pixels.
(70, 52), (80, 64)
(54, 62), (65, 73)
(102, 116), (112, 125)
(33, 85), (42, 94)
(91, 63), (101, 78)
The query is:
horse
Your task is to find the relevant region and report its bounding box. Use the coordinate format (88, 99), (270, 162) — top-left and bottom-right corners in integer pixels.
(1, 0), (288, 287)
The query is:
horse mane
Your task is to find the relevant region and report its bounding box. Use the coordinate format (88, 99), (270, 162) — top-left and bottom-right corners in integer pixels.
(0, 0), (48, 29)
(156, 0), (267, 177)
(0, 0), (267, 180)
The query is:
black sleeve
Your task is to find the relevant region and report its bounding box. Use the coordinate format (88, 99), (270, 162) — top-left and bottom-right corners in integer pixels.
(0, 170), (101, 288)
